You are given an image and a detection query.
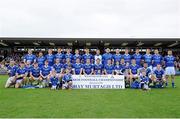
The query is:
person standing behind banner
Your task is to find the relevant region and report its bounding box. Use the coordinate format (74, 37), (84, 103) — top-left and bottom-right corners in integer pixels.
(122, 48), (132, 64)
(24, 49), (36, 65)
(94, 58), (103, 75)
(104, 59), (114, 75)
(73, 49), (82, 64)
(152, 49), (163, 71)
(132, 48), (142, 66)
(82, 48), (94, 63)
(94, 49), (102, 64)
(72, 58), (83, 75)
(142, 48), (153, 70)
(45, 49), (55, 67)
(64, 48), (73, 63)
(83, 58), (94, 75)
(102, 48), (113, 65)
(113, 49), (122, 65)
(55, 48), (65, 64)
(37, 51), (46, 68)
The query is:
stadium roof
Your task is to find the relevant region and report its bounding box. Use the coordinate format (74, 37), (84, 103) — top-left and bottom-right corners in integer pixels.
(0, 37), (179, 48)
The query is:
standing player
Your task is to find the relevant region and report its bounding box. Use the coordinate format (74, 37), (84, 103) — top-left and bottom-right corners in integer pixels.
(15, 62), (27, 88)
(102, 48), (113, 65)
(122, 48), (132, 64)
(5, 60), (18, 88)
(152, 64), (166, 88)
(82, 48), (93, 63)
(143, 49), (153, 70)
(37, 51), (46, 68)
(83, 59), (94, 75)
(30, 62), (41, 86)
(64, 48), (73, 63)
(24, 61), (33, 85)
(104, 59), (114, 75)
(132, 48), (142, 66)
(113, 49), (122, 64)
(63, 58), (73, 71)
(55, 48), (64, 63)
(94, 58), (103, 75)
(164, 50), (176, 88)
(94, 49), (102, 64)
(73, 49), (82, 63)
(72, 58), (83, 75)
(152, 49), (163, 71)
(45, 49), (55, 66)
(24, 49), (36, 64)
(62, 68), (73, 90)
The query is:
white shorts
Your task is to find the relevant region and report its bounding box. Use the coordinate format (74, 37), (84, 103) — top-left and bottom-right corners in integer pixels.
(153, 67), (157, 71)
(5, 76), (15, 87)
(16, 79), (23, 84)
(165, 67), (175, 75)
(33, 77), (39, 80)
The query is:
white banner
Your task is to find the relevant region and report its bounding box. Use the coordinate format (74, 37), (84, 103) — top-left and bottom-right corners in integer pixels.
(72, 75), (125, 89)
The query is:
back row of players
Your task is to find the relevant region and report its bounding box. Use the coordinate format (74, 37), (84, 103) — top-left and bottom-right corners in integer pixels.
(5, 48), (176, 89)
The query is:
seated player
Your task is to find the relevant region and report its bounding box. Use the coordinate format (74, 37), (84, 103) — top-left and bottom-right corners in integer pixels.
(114, 61), (123, 75)
(62, 68), (73, 90)
(139, 70), (150, 90)
(139, 63), (152, 83)
(152, 64), (166, 88)
(104, 59), (114, 75)
(63, 58), (73, 71)
(30, 62), (42, 86)
(53, 58), (64, 78)
(93, 58), (103, 75)
(72, 58), (83, 75)
(49, 70), (60, 90)
(83, 59), (94, 75)
(5, 60), (18, 88)
(128, 59), (140, 85)
(15, 62), (28, 88)
(40, 60), (52, 87)
(25, 60), (33, 85)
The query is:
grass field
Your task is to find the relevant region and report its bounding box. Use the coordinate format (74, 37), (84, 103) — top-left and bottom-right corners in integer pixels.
(0, 75), (180, 118)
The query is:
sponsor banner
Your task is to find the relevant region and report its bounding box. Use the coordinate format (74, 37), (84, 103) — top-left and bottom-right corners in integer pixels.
(72, 75), (125, 89)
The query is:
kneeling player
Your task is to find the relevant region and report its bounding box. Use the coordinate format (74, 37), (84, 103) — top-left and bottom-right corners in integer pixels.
(5, 60), (17, 88)
(15, 62), (27, 88)
(152, 64), (166, 88)
(140, 70), (150, 90)
(62, 68), (72, 90)
(30, 62), (42, 86)
(49, 70), (60, 90)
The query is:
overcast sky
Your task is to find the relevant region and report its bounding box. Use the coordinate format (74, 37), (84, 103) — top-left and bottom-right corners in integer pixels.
(0, 0), (179, 38)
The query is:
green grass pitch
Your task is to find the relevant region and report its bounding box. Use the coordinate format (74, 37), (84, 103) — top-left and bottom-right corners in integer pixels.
(0, 75), (180, 118)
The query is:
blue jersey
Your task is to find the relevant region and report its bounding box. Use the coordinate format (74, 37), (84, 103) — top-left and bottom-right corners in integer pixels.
(45, 54), (55, 66)
(24, 54), (36, 64)
(140, 67), (151, 77)
(37, 56), (46, 67)
(122, 54), (131, 64)
(50, 76), (59, 86)
(140, 76), (149, 82)
(143, 54), (152, 66)
(73, 54), (82, 63)
(164, 55), (175, 67)
(154, 69), (165, 79)
(114, 65), (122, 71)
(82, 54), (93, 63)
(7, 65), (17, 77)
(64, 53), (73, 62)
(31, 67), (41, 77)
(16, 67), (27, 79)
(94, 64), (103, 75)
(152, 54), (163, 67)
(55, 53), (64, 63)
(63, 63), (73, 69)
(72, 63), (83, 75)
(41, 65), (52, 76)
(113, 54), (122, 63)
(102, 53), (113, 65)
(104, 64), (114, 74)
(53, 63), (64, 73)
(129, 64), (139, 74)
(132, 53), (142, 65)
(83, 63), (93, 75)
(62, 73), (72, 82)
(25, 65), (33, 75)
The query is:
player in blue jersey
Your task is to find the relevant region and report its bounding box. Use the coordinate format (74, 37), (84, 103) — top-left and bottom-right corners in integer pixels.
(24, 61), (33, 85)
(139, 63), (152, 80)
(139, 70), (150, 90)
(113, 49), (122, 64)
(40, 60), (52, 87)
(15, 62), (28, 88)
(5, 60), (18, 88)
(128, 59), (140, 85)
(53, 58), (64, 77)
(142, 49), (153, 70)
(152, 64), (166, 88)
(37, 51), (46, 68)
(63, 58), (73, 72)
(164, 50), (176, 88)
(64, 48), (73, 62)
(55, 48), (64, 63)
(83, 58), (94, 75)
(94, 58), (103, 75)
(30, 62), (42, 86)
(62, 68), (73, 90)
(104, 59), (114, 75)
(24, 49), (36, 64)
(45, 49), (55, 66)
(49, 70), (60, 90)
(72, 58), (83, 75)
(122, 48), (132, 64)
(73, 49), (82, 63)
(102, 48), (113, 65)
(114, 61), (123, 75)
(94, 49), (102, 64)
(82, 48), (93, 63)
(152, 49), (163, 71)
(132, 48), (142, 66)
